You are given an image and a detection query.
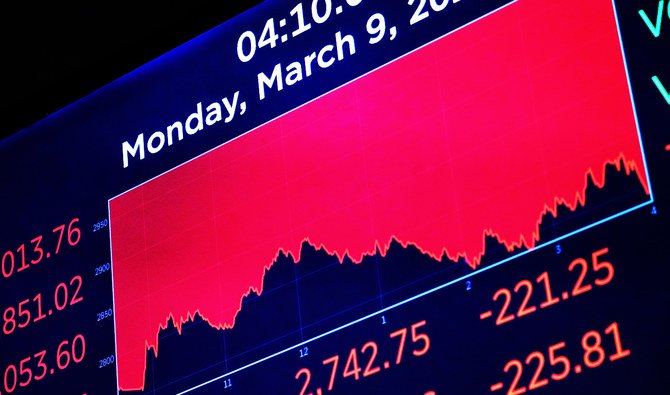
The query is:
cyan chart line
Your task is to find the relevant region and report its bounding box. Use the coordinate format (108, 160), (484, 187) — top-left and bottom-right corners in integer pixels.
(177, 198), (653, 395)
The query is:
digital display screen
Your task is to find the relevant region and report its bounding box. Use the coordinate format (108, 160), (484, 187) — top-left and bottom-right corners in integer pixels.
(1, 1), (668, 394)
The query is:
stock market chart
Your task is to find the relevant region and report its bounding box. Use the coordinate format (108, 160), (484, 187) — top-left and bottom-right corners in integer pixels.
(0, 1), (668, 394)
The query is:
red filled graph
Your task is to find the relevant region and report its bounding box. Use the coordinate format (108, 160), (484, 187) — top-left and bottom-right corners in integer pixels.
(109, 0), (649, 391)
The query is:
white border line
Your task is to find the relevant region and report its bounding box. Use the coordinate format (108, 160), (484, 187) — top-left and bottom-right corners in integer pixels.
(610, 0), (655, 201)
(109, 199), (122, 394)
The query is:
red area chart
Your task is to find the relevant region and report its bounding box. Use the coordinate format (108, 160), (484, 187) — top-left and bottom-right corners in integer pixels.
(109, 0), (649, 391)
